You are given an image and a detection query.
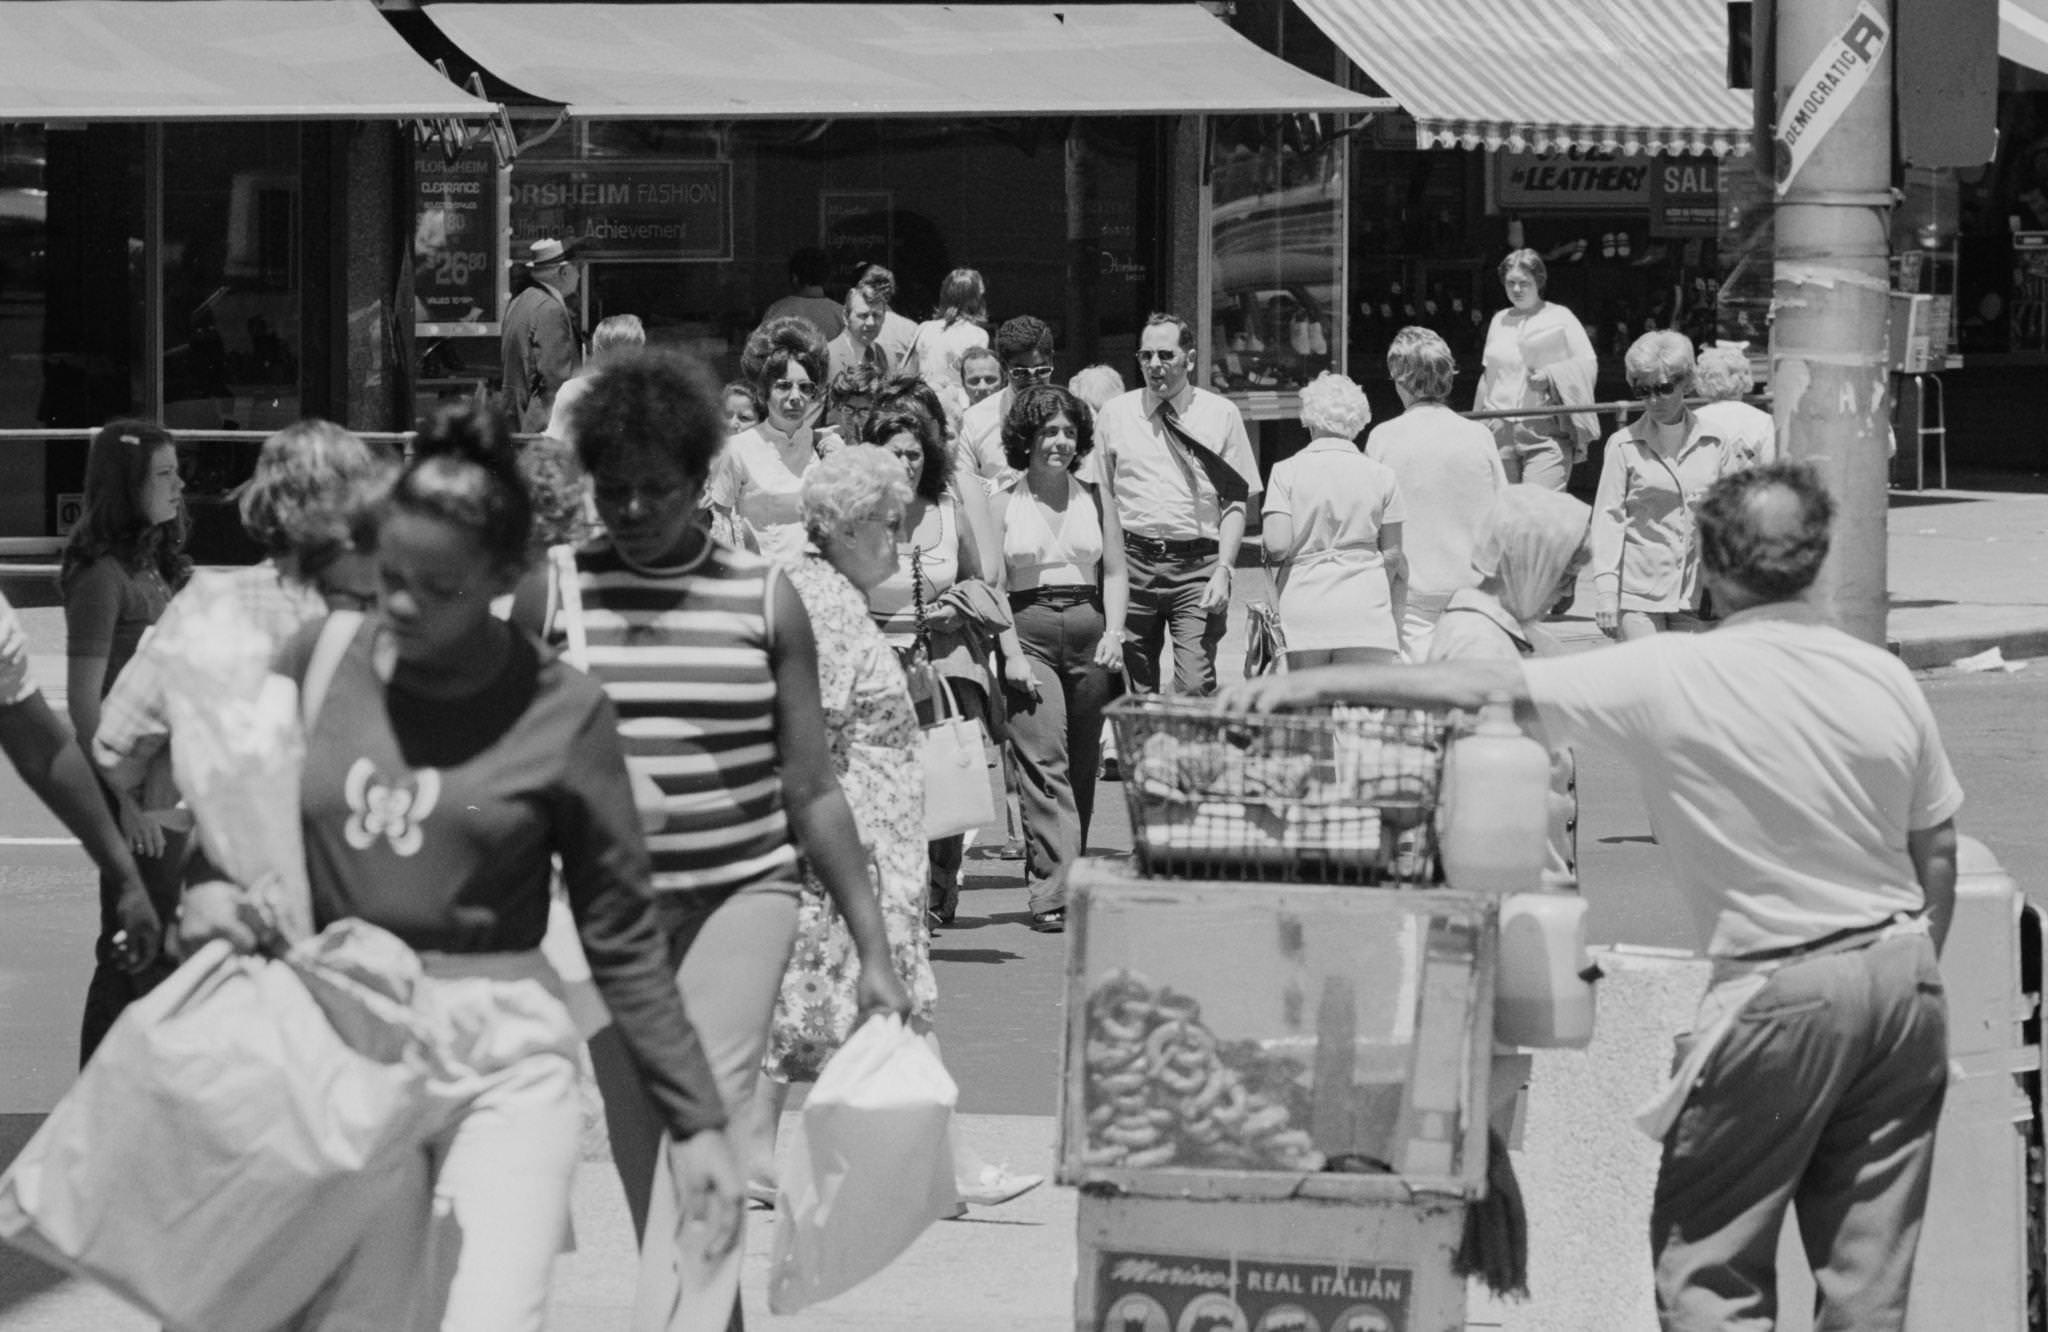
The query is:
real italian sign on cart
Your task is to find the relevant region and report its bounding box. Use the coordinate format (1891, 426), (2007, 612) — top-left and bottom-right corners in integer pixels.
(1773, 0), (1890, 196)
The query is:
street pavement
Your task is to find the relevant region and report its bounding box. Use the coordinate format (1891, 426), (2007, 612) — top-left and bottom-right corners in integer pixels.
(3, 476), (2048, 1327)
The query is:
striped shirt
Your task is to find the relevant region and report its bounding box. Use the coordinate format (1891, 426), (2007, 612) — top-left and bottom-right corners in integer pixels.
(552, 540), (797, 895)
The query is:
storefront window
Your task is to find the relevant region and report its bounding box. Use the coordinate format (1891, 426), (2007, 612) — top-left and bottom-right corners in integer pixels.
(415, 115), (1164, 422)
(0, 123), (145, 536)
(162, 124), (302, 435)
(1205, 114), (1345, 408)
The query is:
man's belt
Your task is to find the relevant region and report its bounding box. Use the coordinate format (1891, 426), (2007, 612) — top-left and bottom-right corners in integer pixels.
(1730, 910), (1924, 964)
(1124, 532), (1217, 560)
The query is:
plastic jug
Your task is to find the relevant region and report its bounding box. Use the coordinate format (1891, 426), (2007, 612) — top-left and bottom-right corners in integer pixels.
(1438, 694), (1550, 895)
(1496, 888), (1597, 1048)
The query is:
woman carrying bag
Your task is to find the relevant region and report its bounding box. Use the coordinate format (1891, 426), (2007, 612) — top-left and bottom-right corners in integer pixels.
(859, 402), (1029, 928)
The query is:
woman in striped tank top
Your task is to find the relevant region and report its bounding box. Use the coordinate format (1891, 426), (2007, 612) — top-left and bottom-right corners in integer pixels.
(521, 349), (911, 1327)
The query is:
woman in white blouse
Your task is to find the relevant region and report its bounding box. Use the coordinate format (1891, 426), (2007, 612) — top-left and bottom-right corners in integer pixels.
(989, 385), (1126, 933)
(704, 316), (837, 563)
(1261, 373), (1407, 668)
(1473, 249), (1600, 490)
(1591, 331), (1730, 640)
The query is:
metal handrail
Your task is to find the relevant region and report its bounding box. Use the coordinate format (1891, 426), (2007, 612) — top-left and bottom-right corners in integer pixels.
(1460, 393), (1774, 423)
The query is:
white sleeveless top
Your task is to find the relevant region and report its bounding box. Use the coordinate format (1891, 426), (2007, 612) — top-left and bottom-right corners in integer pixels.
(1002, 474), (1103, 592)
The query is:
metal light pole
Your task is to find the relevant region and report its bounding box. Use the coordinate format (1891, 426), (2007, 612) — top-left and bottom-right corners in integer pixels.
(1769, 1), (1893, 645)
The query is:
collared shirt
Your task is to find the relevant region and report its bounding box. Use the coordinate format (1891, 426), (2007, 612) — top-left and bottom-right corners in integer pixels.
(94, 564), (328, 794)
(1521, 601), (1964, 956)
(706, 421), (828, 566)
(1590, 411), (1728, 612)
(1365, 403), (1506, 598)
(1088, 383), (1259, 541)
(0, 589), (35, 708)
(955, 386), (1013, 480)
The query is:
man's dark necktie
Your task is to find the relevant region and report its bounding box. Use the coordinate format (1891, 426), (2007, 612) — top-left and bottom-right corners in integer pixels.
(1157, 401), (1249, 505)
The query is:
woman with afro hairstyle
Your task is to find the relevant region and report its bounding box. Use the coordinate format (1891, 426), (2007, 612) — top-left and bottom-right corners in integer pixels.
(988, 385), (1126, 932)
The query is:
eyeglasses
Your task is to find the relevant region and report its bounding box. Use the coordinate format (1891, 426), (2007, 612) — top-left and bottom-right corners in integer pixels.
(1135, 350), (1182, 364)
(1007, 364), (1055, 383)
(770, 379), (823, 400)
(1632, 379), (1684, 399)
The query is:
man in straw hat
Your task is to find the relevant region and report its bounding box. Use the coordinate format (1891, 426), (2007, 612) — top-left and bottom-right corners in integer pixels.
(502, 237), (583, 432)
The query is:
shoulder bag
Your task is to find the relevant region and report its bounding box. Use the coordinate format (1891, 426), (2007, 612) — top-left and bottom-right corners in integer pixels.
(908, 546), (995, 840)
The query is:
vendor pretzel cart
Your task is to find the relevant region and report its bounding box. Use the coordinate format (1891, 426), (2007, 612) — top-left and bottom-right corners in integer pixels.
(1057, 694), (1590, 1332)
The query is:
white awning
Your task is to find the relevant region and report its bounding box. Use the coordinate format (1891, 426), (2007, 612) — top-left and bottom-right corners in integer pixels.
(422, 2), (1389, 118)
(0, 0), (494, 121)
(1293, 0), (1753, 157)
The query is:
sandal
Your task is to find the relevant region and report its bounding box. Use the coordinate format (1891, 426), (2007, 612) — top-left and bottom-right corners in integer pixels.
(1030, 907), (1065, 933)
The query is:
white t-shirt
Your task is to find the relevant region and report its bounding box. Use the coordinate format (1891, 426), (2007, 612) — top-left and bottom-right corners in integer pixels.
(1365, 403), (1506, 598)
(1521, 603), (1963, 956)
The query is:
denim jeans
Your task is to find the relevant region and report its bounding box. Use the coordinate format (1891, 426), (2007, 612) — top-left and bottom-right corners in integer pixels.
(1005, 589), (1118, 914)
(1650, 932), (1948, 1331)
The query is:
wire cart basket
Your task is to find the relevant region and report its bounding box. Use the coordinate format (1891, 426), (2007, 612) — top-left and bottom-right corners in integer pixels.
(1106, 695), (1450, 887)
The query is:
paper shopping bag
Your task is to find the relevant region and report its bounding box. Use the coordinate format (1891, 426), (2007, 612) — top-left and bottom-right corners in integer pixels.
(766, 1015), (959, 1313)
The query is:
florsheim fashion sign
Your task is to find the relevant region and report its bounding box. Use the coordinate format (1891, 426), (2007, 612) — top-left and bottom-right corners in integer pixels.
(511, 161), (734, 262)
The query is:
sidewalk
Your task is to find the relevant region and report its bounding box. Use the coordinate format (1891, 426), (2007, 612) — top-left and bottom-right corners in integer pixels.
(0, 1114), (1078, 1332)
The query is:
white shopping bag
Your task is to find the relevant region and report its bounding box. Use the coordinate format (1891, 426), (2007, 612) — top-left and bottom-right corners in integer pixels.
(0, 924), (450, 1331)
(767, 1015), (960, 1313)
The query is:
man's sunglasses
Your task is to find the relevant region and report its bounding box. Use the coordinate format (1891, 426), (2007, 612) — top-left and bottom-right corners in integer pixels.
(1007, 365), (1056, 383)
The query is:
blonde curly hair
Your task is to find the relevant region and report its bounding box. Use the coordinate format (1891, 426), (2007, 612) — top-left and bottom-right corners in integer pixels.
(1297, 372), (1372, 441)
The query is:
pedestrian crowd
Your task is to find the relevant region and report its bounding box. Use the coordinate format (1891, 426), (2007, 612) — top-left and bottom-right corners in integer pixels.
(0, 238), (1955, 1332)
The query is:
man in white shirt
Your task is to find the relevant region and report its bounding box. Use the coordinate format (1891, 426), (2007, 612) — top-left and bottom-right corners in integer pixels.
(1091, 313), (1259, 697)
(1223, 462), (1961, 1331)
(955, 315), (1056, 481)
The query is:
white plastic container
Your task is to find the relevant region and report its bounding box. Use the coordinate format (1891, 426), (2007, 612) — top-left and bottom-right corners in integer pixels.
(1496, 889), (1596, 1048)
(1438, 694), (1550, 895)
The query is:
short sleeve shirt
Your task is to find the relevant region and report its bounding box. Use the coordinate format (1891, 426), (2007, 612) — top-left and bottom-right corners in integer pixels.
(1090, 385), (1260, 541)
(1261, 438), (1405, 558)
(0, 590), (34, 707)
(1520, 604), (1964, 956)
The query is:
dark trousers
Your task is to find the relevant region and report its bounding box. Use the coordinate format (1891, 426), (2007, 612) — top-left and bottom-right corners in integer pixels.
(1006, 590), (1117, 914)
(78, 827), (188, 1066)
(1122, 539), (1225, 697)
(1650, 933), (1949, 1332)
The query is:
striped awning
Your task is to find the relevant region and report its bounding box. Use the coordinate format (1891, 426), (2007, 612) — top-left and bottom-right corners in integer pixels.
(1291, 0), (1754, 158)
(2004, 0), (2048, 75)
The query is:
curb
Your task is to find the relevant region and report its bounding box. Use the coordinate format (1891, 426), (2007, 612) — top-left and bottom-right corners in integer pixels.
(1890, 627), (2048, 672)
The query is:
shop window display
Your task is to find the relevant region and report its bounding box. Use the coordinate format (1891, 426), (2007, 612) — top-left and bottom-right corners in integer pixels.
(1206, 114), (1343, 399)
(416, 116), (1164, 423)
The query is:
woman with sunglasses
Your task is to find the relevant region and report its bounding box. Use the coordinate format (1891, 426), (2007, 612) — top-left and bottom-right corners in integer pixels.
(1590, 331), (1730, 641)
(705, 316), (837, 564)
(1472, 249), (1599, 490)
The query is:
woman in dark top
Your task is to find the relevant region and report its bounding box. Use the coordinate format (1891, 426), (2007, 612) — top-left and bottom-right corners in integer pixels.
(182, 404), (737, 1331)
(60, 419), (188, 1060)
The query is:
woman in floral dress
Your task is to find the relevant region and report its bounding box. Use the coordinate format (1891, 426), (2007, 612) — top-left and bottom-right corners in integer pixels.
(767, 447), (937, 1077)
(752, 446), (1041, 1211)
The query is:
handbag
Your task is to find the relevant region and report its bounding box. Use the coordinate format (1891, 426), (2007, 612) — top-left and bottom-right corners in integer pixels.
(1243, 558), (1288, 678)
(908, 548), (995, 840)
